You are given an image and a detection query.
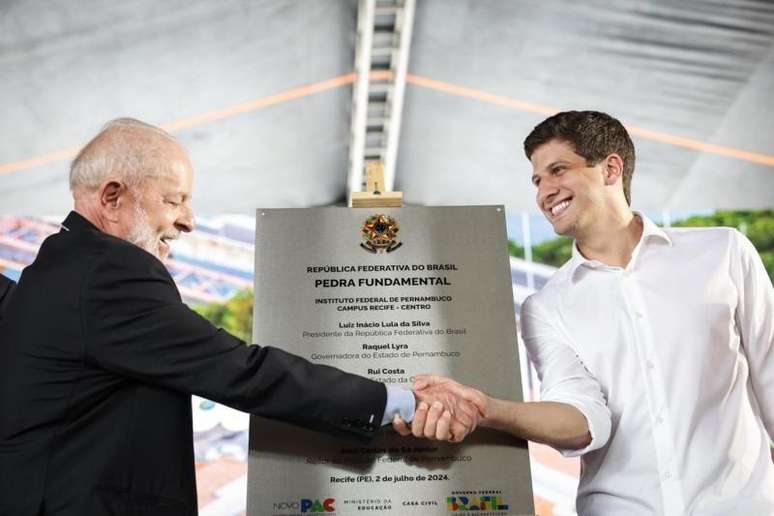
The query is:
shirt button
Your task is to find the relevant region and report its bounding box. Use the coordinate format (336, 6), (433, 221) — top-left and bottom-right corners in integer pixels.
(663, 471), (672, 480)
(655, 416), (663, 425)
(646, 360), (655, 370)
(636, 311), (644, 319)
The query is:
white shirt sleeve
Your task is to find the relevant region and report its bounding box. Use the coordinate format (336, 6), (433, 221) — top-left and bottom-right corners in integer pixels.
(730, 229), (774, 439)
(521, 295), (612, 457)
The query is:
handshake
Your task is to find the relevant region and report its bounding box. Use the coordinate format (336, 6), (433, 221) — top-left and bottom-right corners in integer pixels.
(392, 374), (490, 443)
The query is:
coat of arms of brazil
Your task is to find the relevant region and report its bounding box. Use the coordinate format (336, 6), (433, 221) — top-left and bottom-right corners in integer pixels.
(360, 214), (402, 254)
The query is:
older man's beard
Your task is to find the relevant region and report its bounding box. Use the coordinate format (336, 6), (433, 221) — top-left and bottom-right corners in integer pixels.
(126, 203), (177, 260)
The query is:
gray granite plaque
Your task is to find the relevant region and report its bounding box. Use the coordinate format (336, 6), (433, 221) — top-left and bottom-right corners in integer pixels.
(248, 206), (534, 515)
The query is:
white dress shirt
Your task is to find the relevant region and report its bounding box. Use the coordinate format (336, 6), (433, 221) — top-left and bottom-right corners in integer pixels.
(521, 214), (774, 515)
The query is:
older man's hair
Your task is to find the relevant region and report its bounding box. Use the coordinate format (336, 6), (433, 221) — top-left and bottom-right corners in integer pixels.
(69, 118), (179, 192)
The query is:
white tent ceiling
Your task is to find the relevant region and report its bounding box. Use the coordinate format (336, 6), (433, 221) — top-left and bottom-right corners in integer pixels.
(1, 0), (773, 214)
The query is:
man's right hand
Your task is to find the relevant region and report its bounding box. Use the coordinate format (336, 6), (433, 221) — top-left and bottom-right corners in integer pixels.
(392, 374), (489, 442)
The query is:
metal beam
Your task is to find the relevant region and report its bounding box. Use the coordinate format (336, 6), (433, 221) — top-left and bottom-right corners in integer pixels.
(347, 0), (416, 205)
(347, 0), (376, 205)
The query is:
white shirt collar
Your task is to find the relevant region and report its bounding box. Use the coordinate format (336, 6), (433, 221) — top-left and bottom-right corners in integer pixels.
(568, 212), (672, 281)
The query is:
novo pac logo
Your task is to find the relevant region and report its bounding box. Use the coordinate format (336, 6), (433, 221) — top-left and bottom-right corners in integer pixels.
(447, 495), (509, 511)
(272, 498), (335, 514)
(301, 498), (335, 513)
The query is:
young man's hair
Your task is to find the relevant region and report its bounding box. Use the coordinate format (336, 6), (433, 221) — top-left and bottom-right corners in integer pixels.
(524, 110), (635, 205)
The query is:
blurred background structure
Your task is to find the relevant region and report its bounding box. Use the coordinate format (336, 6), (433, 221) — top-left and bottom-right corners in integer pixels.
(2, 209), (771, 515)
(1, 1), (773, 514)
(2, 0), (773, 213)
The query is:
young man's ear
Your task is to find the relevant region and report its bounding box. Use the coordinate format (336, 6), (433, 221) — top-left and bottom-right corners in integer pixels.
(602, 153), (624, 186)
(99, 180), (126, 222)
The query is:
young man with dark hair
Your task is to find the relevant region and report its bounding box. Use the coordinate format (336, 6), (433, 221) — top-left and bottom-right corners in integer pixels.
(520, 110), (773, 514)
(523, 110), (636, 205)
(408, 110), (773, 514)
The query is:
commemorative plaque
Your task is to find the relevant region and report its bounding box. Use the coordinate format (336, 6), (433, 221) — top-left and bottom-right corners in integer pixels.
(248, 207), (534, 515)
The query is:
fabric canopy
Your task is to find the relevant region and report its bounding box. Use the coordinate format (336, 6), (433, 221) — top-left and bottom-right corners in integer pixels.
(1, 0), (772, 214)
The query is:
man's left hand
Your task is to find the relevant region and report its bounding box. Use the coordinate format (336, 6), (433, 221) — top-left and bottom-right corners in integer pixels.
(392, 374), (487, 442)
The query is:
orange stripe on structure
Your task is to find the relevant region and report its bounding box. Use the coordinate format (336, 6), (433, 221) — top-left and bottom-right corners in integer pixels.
(626, 125), (774, 166)
(406, 74), (774, 168)
(4, 73), (772, 176)
(0, 147), (81, 177)
(407, 74), (559, 116)
(369, 70), (394, 81)
(160, 73), (356, 132)
(0, 74), (358, 177)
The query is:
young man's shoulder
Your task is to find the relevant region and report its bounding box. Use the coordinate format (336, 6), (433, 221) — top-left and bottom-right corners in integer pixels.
(526, 259), (578, 306)
(663, 225), (741, 251)
(664, 224), (737, 238)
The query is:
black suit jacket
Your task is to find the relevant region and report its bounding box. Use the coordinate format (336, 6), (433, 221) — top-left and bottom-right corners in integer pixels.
(0, 212), (386, 516)
(0, 274), (13, 320)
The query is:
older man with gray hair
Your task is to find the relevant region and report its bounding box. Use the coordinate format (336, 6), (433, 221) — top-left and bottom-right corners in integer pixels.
(0, 119), (479, 516)
(69, 119), (196, 259)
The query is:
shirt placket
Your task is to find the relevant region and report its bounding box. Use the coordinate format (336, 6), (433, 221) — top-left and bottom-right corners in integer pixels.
(619, 268), (686, 515)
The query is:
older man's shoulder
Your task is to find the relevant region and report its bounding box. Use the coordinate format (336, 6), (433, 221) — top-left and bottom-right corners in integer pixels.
(46, 225), (168, 283)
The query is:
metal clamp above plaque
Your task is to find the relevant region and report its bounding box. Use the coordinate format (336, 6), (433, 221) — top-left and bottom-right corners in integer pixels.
(248, 206), (534, 515)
